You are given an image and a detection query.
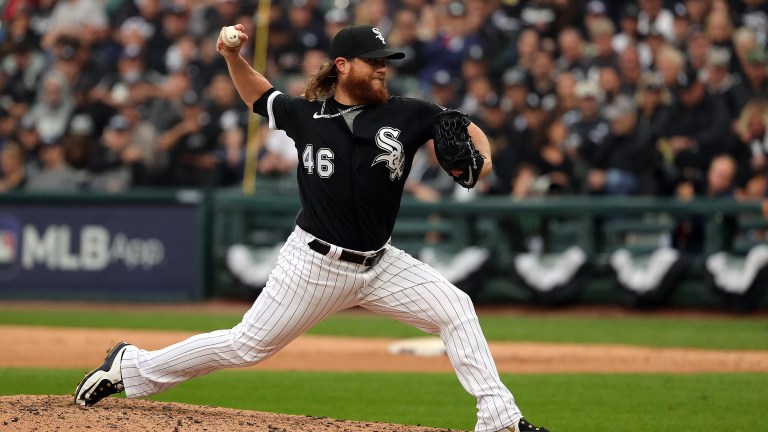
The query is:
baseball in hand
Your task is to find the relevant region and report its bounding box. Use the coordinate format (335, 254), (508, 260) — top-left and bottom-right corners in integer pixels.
(222, 26), (241, 48)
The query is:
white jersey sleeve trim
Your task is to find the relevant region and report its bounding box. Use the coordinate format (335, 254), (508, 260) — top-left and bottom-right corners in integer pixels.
(266, 90), (282, 130)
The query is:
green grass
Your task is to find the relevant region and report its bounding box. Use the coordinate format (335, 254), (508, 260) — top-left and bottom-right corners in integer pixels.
(1, 307), (767, 350)
(1, 368), (766, 431)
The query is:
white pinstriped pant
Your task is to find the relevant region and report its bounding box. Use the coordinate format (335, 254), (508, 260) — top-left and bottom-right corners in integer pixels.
(121, 226), (521, 432)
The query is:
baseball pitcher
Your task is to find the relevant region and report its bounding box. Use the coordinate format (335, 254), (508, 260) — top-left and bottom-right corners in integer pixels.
(75, 23), (550, 432)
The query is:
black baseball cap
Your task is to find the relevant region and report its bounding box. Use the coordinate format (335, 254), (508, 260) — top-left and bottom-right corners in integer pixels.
(329, 25), (405, 60)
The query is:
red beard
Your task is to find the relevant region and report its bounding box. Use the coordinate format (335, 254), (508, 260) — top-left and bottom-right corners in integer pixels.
(341, 69), (389, 105)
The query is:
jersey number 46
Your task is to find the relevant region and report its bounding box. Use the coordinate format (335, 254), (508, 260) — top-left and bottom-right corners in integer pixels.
(302, 145), (335, 178)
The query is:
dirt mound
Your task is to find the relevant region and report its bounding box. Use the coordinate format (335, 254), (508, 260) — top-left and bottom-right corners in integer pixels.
(0, 395), (458, 432)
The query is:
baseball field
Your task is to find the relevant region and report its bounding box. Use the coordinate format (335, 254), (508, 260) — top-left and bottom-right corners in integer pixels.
(0, 301), (767, 431)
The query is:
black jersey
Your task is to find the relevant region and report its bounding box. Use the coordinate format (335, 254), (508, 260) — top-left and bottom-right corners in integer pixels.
(254, 89), (443, 251)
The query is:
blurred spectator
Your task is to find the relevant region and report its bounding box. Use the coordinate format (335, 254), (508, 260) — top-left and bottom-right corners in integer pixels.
(1, 39), (45, 107)
(520, 3), (557, 41)
(428, 70), (462, 109)
(670, 3), (691, 49)
(459, 76), (494, 116)
(51, 36), (104, 115)
(583, 0), (610, 35)
(27, 71), (75, 142)
(513, 27), (540, 73)
(555, 27), (590, 82)
(519, 113), (577, 197)
(672, 154), (738, 254)
(705, 4), (736, 54)
(0, 106), (16, 149)
(110, 0), (162, 32)
(585, 16), (618, 70)
(684, 0), (711, 28)
(655, 45), (687, 89)
(472, 94), (515, 194)
(659, 68), (732, 190)
(474, 0), (514, 78)
(156, 90), (221, 187)
(355, 0), (392, 34)
(598, 65), (623, 104)
(418, 0), (483, 93)
(685, 28), (711, 72)
(586, 95), (645, 196)
(143, 71), (193, 132)
(553, 70), (578, 114)
(639, 24), (669, 70)
(115, 95), (163, 182)
(40, 0), (109, 50)
(257, 126), (298, 178)
(528, 50), (556, 101)
(500, 67), (529, 115)
(731, 47), (768, 115)
(734, 0), (768, 46)
(256, 75), (302, 178)
(143, 3), (191, 75)
(703, 47), (741, 120)
(88, 43), (162, 128)
(460, 47), (488, 84)
(323, 8), (352, 47)
(14, 114), (42, 176)
(269, 0), (328, 76)
(88, 114), (147, 192)
(638, 0), (674, 42)
(634, 72), (671, 192)
(0, 1), (38, 48)
(617, 45), (643, 96)
(25, 135), (86, 191)
(563, 79), (610, 185)
(732, 99), (768, 191)
(63, 113), (96, 170)
(206, 71), (247, 186)
(612, 3), (641, 55)
(386, 7), (427, 79)
(189, 0), (243, 42)
(0, 142), (27, 192)
(733, 26), (759, 76)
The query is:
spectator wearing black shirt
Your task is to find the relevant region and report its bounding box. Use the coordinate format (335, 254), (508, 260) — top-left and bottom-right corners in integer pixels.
(672, 154), (738, 254)
(143, 3), (191, 75)
(0, 142), (27, 192)
(732, 47), (768, 114)
(587, 95), (645, 196)
(617, 44), (643, 97)
(555, 27), (590, 82)
(732, 99), (768, 192)
(88, 114), (147, 192)
(660, 68), (732, 184)
(156, 91), (221, 187)
(563, 79), (610, 187)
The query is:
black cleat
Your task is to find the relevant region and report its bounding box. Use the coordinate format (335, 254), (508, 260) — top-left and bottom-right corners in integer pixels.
(74, 341), (131, 406)
(503, 417), (551, 432)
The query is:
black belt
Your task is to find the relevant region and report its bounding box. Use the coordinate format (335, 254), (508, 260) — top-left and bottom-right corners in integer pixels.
(308, 239), (386, 267)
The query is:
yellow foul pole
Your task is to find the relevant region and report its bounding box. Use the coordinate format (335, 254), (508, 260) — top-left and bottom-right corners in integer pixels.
(243, 0), (272, 195)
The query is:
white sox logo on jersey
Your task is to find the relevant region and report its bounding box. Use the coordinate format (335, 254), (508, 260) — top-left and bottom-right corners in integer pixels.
(372, 127), (404, 181)
(372, 28), (386, 44)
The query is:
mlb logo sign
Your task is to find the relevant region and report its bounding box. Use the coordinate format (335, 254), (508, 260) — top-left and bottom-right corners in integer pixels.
(0, 229), (17, 268)
(0, 214), (21, 272)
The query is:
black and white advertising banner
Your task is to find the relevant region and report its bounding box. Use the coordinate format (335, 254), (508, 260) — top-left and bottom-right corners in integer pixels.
(0, 204), (200, 300)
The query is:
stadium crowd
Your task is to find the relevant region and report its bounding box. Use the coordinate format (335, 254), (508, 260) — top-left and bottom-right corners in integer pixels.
(1, 0), (768, 209)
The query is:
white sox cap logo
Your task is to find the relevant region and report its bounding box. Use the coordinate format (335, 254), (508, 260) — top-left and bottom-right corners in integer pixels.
(372, 28), (386, 44)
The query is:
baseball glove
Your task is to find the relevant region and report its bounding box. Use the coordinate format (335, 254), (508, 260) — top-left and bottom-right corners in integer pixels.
(433, 109), (485, 188)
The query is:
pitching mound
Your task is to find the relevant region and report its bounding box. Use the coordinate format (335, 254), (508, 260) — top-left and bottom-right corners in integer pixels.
(0, 395), (457, 432)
